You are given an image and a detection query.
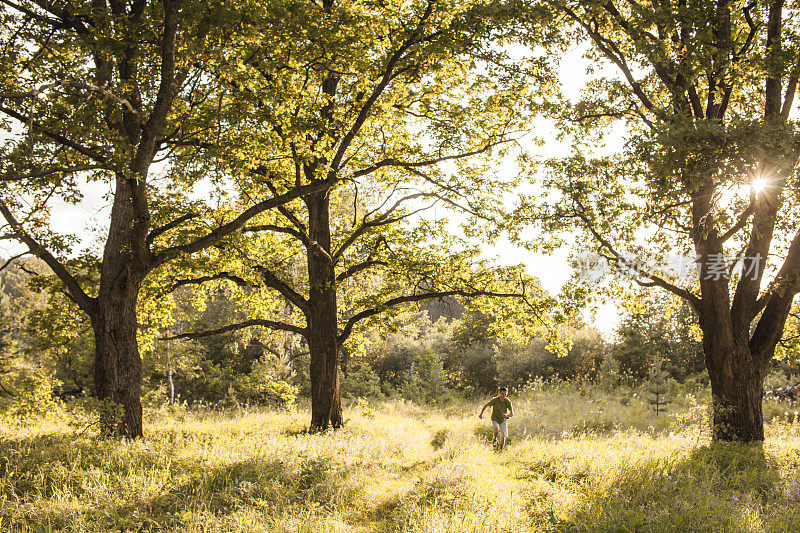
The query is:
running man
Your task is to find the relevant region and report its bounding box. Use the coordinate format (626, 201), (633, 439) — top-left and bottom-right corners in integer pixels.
(479, 387), (514, 450)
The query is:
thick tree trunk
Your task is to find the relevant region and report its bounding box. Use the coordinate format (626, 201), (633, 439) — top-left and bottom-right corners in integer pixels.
(306, 190), (343, 430)
(308, 322), (343, 430)
(92, 284), (145, 438)
(93, 176), (150, 438)
(704, 340), (766, 442)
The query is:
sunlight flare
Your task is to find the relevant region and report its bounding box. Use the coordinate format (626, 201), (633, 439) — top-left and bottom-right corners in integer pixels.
(751, 178), (769, 194)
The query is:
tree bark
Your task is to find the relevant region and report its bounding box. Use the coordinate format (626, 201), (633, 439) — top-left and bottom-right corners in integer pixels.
(92, 303), (144, 438)
(305, 190), (344, 430)
(92, 175), (150, 438)
(705, 341), (766, 442)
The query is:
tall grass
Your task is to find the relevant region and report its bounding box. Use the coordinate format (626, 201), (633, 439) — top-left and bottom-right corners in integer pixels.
(2, 386), (800, 531)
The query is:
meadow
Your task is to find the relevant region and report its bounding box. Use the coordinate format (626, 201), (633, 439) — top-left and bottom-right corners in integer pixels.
(3, 385), (800, 532)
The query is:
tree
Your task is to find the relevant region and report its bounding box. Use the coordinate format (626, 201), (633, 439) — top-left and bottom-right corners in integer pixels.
(525, 0), (800, 441)
(646, 354), (671, 416)
(0, 0), (336, 436)
(165, 0), (556, 429)
(611, 292), (703, 381)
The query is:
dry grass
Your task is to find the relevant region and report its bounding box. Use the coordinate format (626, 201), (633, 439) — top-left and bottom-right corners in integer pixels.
(2, 387), (800, 531)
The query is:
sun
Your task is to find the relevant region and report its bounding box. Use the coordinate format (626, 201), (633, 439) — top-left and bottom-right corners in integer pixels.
(751, 178), (768, 194)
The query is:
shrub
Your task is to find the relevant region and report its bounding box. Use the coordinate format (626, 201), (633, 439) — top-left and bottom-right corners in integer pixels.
(235, 354), (297, 409)
(597, 355), (621, 391)
(400, 351), (449, 403)
(341, 363), (381, 398)
(5, 368), (62, 421)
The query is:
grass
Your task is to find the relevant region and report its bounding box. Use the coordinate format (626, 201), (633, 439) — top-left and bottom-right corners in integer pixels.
(2, 386), (800, 531)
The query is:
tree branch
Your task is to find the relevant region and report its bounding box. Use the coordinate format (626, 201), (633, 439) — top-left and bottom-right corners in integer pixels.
(255, 265), (310, 314)
(146, 212), (199, 248)
(749, 225), (800, 363)
(1, 81), (144, 121)
(332, 192), (435, 263)
(0, 105), (107, 163)
(0, 200), (95, 315)
(330, 0), (436, 170)
(350, 140), (508, 178)
(0, 252), (28, 273)
(719, 201), (755, 243)
(0, 164), (105, 182)
(336, 259), (388, 283)
(243, 224), (303, 241)
(337, 287), (524, 345)
(152, 176), (335, 266)
(162, 319), (306, 340)
(574, 199), (701, 312)
(170, 272), (252, 292)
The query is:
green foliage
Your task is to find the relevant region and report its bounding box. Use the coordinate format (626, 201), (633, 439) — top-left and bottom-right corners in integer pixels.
(611, 292), (703, 382)
(235, 354), (298, 410)
(5, 368), (62, 422)
(341, 363), (381, 399)
(400, 350), (450, 404)
(597, 355), (622, 391)
(646, 356), (672, 416)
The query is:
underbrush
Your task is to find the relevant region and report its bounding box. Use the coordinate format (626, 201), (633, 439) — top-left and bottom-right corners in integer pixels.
(2, 387), (800, 531)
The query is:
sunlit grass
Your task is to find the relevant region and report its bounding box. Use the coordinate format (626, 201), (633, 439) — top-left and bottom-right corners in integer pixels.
(2, 387), (800, 531)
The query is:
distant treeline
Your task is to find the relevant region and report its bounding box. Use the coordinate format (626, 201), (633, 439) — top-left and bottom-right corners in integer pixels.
(3, 257), (767, 409)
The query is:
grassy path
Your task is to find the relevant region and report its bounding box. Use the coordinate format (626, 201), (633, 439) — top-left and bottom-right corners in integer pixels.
(3, 396), (800, 531)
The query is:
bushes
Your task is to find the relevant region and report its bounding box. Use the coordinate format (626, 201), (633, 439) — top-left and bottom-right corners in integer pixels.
(235, 354), (297, 409)
(340, 363), (381, 399)
(3, 368), (63, 422)
(400, 350), (450, 403)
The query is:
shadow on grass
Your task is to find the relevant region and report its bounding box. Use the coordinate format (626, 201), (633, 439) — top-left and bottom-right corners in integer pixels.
(556, 442), (797, 533)
(0, 431), (362, 531)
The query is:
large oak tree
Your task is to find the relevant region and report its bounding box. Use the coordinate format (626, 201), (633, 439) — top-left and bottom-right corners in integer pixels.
(525, 0), (800, 441)
(166, 0), (555, 430)
(0, 0), (332, 436)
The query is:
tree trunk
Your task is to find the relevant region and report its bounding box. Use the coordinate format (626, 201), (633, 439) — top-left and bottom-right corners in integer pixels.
(92, 284), (145, 438)
(308, 324), (343, 430)
(306, 190), (343, 430)
(93, 176), (150, 438)
(705, 340), (766, 442)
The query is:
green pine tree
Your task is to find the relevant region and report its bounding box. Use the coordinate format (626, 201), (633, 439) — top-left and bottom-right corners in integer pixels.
(646, 355), (671, 416)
